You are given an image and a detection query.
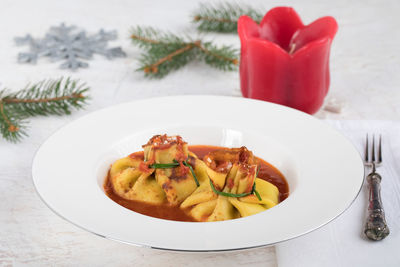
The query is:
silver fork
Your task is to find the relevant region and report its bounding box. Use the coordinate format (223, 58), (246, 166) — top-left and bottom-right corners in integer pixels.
(364, 134), (389, 241)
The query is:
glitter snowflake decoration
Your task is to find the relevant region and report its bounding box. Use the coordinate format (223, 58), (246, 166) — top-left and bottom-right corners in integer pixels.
(15, 23), (126, 70)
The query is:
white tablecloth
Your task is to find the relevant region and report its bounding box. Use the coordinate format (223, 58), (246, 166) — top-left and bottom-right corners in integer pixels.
(1, 0), (399, 266)
(276, 120), (400, 267)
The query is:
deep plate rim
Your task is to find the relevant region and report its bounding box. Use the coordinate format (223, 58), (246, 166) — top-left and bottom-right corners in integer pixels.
(32, 95), (365, 252)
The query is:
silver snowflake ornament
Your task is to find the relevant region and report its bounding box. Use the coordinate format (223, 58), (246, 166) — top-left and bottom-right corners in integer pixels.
(15, 23), (126, 70)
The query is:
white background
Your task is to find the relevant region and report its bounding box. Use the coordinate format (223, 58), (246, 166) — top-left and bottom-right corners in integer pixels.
(0, 0), (399, 266)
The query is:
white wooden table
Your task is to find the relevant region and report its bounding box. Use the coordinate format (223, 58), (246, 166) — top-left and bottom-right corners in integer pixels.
(0, 0), (399, 266)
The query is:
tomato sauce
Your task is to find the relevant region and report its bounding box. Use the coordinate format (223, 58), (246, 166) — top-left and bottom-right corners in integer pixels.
(104, 177), (195, 222)
(104, 145), (289, 221)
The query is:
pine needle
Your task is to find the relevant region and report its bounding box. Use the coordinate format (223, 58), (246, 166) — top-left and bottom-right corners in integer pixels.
(199, 42), (238, 70)
(0, 77), (90, 142)
(192, 2), (263, 33)
(130, 26), (239, 78)
(0, 101), (27, 143)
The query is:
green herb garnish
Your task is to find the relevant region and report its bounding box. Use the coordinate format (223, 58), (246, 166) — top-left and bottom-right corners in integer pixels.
(149, 162), (180, 169)
(253, 166), (262, 201)
(209, 179), (253, 198)
(150, 159), (262, 201)
(149, 159), (200, 187)
(253, 188), (262, 201)
(183, 161), (200, 186)
(209, 167), (263, 200)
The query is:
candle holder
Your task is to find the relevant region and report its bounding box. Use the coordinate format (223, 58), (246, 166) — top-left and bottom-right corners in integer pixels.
(238, 7), (338, 114)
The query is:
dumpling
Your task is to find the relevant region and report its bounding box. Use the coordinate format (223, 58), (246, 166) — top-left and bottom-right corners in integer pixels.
(238, 178), (279, 209)
(109, 153), (142, 178)
(143, 135), (189, 164)
(142, 135), (198, 205)
(110, 135), (207, 206)
(108, 135), (281, 222)
(181, 147), (279, 221)
(180, 170), (218, 220)
(229, 178), (279, 217)
(203, 147), (256, 190)
(109, 153), (166, 204)
(155, 166), (197, 205)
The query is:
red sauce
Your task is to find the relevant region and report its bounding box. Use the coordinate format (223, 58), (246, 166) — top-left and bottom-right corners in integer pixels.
(104, 145), (289, 221)
(104, 177), (195, 222)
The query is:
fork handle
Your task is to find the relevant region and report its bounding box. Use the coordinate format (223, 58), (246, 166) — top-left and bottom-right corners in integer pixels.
(364, 172), (390, 241)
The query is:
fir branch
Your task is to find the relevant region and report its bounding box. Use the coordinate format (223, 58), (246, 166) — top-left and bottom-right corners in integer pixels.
(0, 77), (89, 142)
(197, 42), (238, 70)
(130, 26), (183, 48)
(192, 2), (263, 33)
(130, 26), (238, 78)
(2, 78), (89, 116)
(0, 100), (27, 142)
(140, 42), (198, 78)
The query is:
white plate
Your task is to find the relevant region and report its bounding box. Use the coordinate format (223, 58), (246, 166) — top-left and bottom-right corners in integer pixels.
(32, 96), (364, 252)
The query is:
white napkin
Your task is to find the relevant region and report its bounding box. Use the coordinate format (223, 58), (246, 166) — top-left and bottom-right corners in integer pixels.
(276, 120), (400, 267)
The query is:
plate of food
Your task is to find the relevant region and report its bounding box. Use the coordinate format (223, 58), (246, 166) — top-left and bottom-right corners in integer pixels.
(32, 95), (364, 252)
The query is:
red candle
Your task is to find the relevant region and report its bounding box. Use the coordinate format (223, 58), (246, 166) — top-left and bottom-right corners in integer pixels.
(238, 7), (338, 114)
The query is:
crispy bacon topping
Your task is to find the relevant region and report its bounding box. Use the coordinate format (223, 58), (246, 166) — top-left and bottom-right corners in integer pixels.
(204, 146), (255, 173)
(143, 134), (187, 150)
(142, 134), (189, 171)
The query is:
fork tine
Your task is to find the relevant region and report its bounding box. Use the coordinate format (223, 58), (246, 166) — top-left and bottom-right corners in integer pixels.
(372, 134), (375, 162)
(378, 134), (382, 163)
(365, 134), (369, 162)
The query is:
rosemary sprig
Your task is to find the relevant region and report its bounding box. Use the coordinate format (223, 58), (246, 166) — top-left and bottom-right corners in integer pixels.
(130, 26), (238, 78)
(0, 77), (89, 143)
(192, 2), (264, 33)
